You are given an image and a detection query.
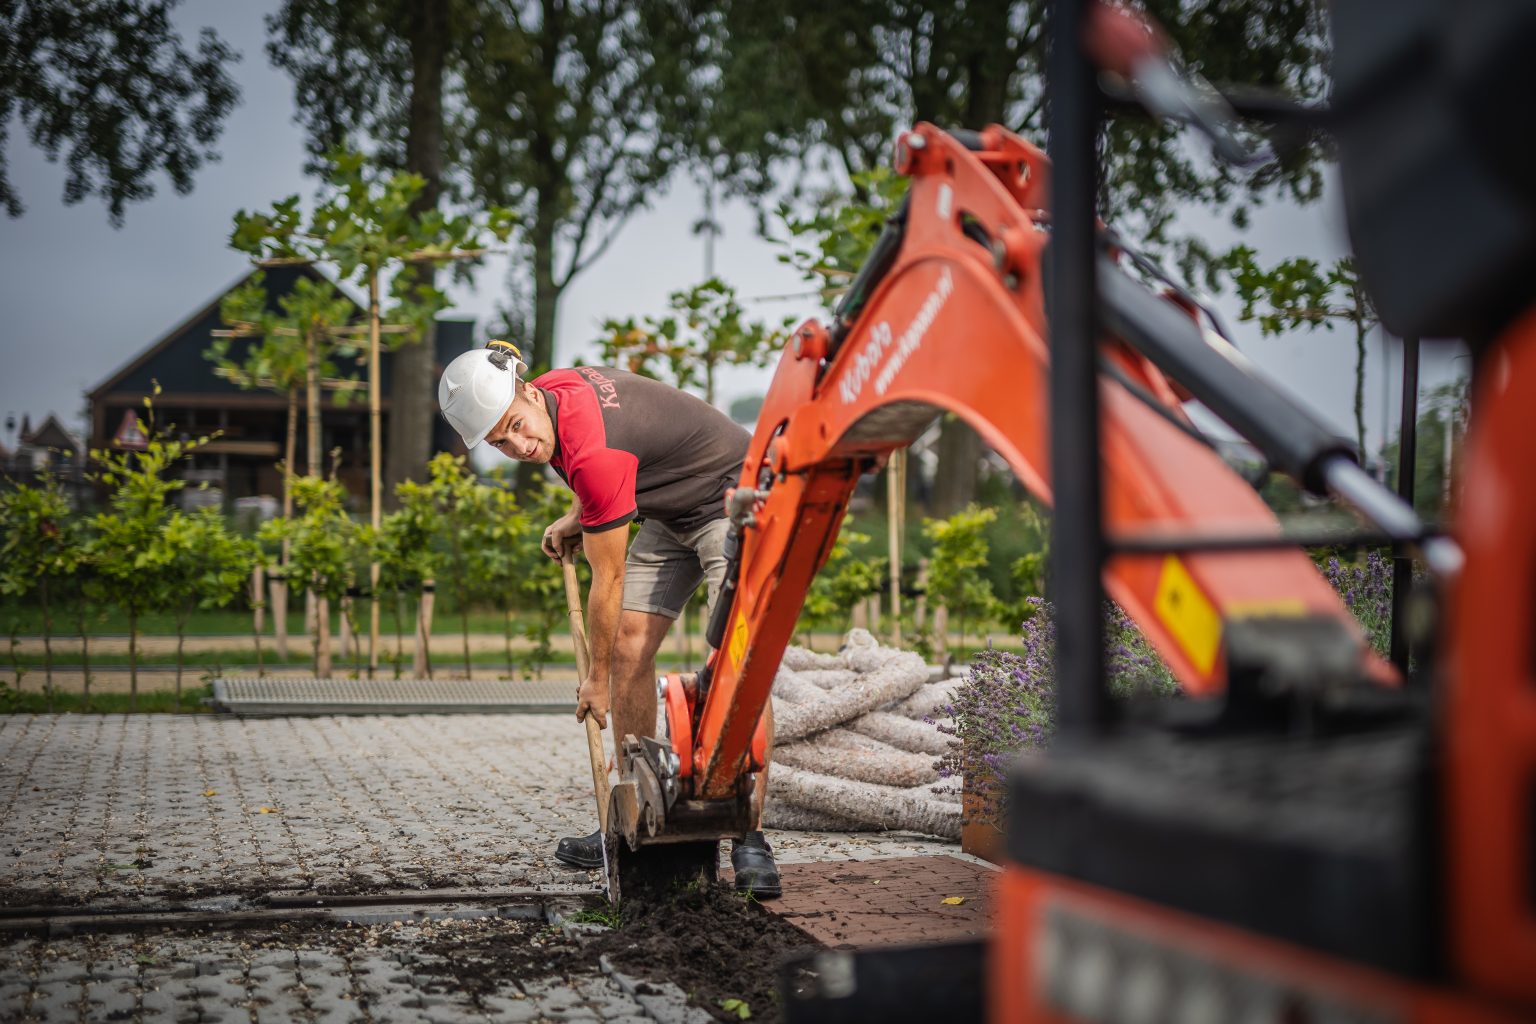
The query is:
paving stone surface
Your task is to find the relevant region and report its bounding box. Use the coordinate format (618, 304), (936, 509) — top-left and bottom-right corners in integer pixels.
(0, 920), (713, 1023)
(0, 714), (968, 910)
(0, 713), (978, 1021)
(0, 714), (611, 907)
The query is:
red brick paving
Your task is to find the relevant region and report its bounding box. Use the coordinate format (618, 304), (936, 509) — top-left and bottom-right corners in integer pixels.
(766, 855), (996, 948)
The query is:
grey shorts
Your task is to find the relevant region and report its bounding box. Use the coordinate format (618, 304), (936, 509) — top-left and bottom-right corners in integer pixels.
(623, 517), (731, 621)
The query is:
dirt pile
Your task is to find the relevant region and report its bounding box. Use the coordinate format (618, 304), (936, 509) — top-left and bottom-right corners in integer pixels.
(411, 884), (820, 1022)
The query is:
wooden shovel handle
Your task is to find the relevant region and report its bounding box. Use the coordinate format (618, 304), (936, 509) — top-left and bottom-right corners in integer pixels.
(562, 550), (609, 830)
(561, 553), (592, 679)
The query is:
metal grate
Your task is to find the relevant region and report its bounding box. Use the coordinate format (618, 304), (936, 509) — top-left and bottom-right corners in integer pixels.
(211, 676), (573, 716)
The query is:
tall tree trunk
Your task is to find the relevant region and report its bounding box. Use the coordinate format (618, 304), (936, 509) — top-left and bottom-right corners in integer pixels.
(923, 24), (1013, 519)
(504, 609), (515, 677)
(518, 209), (563, 498)
(961, 5), (1012, 128)
(368, 274), (383, 677)
(302, 322), (324, 672)
(452, 535), (472, 676)
(461, 594), (472, 678)
(250, 564), (265, 677)
(393, 593), (405, 679)
(175, 609), (188, 708)
(316, 596), (332, 677)
(932, 416), (982, 516)
(386, 0), (449, 504)
(531, 229), (559, 374)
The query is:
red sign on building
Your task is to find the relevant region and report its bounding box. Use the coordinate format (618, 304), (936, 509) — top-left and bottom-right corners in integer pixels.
(113, 410), (148, 450)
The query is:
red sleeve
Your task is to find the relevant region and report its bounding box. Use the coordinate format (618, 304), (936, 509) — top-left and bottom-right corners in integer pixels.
(571, 447), (639, 532)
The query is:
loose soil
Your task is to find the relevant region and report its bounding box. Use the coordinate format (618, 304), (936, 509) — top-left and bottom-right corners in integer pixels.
(415, 883), (822, 1022)
(2, 880), (822, 1022)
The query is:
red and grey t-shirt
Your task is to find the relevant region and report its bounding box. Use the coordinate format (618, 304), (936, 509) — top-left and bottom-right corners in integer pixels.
(535, 367), (750, 534)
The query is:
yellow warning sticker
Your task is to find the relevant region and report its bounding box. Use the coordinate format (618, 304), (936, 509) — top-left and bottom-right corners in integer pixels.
(729, 612), (750, 670)
(1153, 555), (1221, 676)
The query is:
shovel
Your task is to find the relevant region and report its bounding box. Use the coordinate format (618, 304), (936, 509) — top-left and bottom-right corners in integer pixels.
(561, 549), (612, 890)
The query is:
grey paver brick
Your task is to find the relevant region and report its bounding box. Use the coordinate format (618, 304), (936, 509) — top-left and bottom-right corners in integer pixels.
(25, 982), (87, 1022)
(246, 983), (313, 1022)
(635, 987), (714, 1024)
(136, 983), (180, 1021)
(94, 982), (140, 1019)
(0, 983), (35, 1018)
(478, 992), (548, 1022)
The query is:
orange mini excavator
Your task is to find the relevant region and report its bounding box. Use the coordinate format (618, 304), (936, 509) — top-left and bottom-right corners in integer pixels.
(595, 1), (1536, 1021)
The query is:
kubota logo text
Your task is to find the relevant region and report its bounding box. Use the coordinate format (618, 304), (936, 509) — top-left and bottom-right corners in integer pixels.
(838, 267), (953, 404)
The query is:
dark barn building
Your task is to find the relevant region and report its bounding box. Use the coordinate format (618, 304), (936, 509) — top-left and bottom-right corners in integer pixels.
(1, 413), (87, 501)
(87, 265), (473, 510)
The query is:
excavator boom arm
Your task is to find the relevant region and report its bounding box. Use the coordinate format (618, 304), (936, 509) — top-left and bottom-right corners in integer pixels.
(681, 124), (1387, 800)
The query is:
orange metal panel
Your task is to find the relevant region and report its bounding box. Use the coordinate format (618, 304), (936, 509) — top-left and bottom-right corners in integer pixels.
(991, 866), (1526, 1023)
(1446, 307), (1536, 1004)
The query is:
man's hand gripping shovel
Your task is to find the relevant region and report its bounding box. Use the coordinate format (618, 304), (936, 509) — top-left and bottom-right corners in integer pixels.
(560, 548), (615, 901)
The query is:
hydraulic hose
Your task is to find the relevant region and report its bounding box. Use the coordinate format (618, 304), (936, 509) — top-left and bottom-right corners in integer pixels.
(1097, 252), (1461, 575)
(1097, 253), (1354, 494)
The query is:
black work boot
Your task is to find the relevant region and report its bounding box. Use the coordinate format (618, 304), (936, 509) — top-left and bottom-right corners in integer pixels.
(554, 830), (605, 869)
(731, 830), (782, 899)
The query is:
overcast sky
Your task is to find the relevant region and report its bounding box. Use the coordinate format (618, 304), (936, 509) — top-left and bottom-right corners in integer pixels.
(0, 0), (1467, 462)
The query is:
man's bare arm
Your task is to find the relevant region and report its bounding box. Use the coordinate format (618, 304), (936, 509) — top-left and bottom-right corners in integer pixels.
(575, 524), (627, 727)
(542, 495), (584, 560)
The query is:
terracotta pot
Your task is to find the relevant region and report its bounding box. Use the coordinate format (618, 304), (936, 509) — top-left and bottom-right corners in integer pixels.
(960, 778), (1007, 865)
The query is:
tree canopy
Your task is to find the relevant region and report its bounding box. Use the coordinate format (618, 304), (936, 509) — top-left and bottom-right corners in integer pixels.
(267, 0), (700, 496)
(454, 0), (702, 372)
(1, 0), (239, 224)
(703, 0), (1330, 249)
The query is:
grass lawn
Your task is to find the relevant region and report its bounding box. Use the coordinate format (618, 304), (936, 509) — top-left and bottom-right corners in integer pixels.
(3, 603), (1024, 650)
(0, 685), (216, 714)
(0, 604), (564, 637)
(2, 647), (580, 669)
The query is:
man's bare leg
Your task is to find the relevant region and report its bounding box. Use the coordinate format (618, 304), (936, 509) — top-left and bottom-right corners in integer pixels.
(752, 701), (774, 828)
(555, 609), (671, 870)
(611, 609), (672, 744)
(566, 606), (780, 896)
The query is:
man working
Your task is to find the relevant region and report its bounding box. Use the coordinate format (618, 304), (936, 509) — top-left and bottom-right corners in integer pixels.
(437, 341), (781, 897)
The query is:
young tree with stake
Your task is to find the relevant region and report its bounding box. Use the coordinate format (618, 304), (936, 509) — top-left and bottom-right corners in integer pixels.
(231, 149), (514, 675)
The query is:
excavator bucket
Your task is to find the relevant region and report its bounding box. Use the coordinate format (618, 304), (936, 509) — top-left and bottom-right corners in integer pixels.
(600, 733), (748, 904)
(602, 833), (719, 906)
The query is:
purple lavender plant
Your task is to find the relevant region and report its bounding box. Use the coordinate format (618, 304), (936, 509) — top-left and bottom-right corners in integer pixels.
(1320, 550), (1394, 655)
(937, 597), (1174, 822)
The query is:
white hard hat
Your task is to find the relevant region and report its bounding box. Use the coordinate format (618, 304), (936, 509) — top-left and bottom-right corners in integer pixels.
(438, 341), (527, 449)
